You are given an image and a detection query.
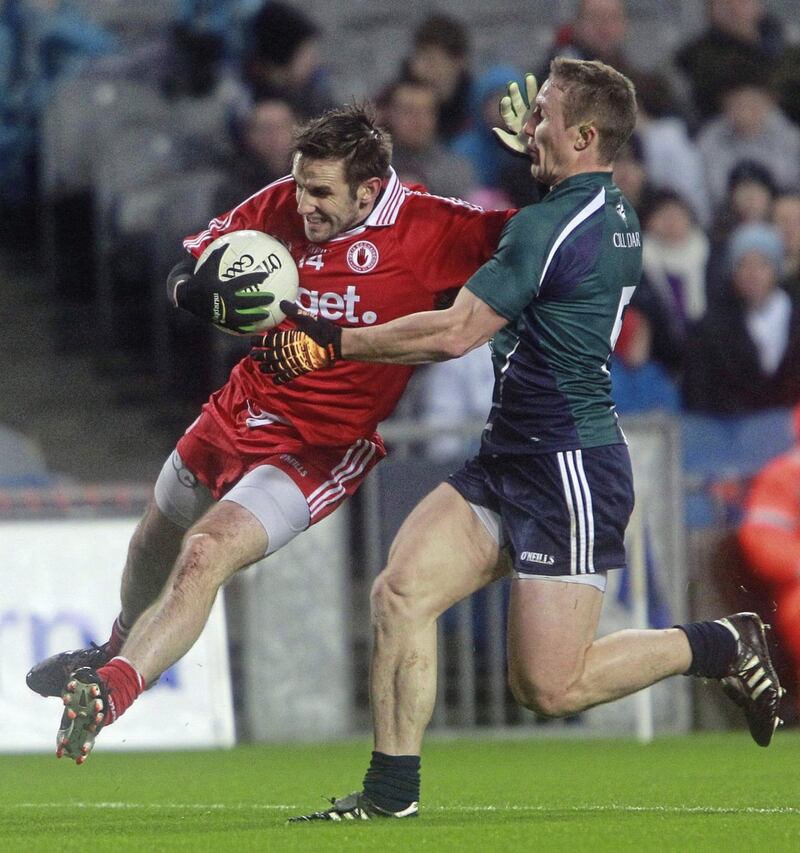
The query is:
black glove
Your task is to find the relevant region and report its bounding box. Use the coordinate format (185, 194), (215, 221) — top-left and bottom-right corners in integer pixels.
(170, 245), (274, 334)
(250, 301), (342, 384)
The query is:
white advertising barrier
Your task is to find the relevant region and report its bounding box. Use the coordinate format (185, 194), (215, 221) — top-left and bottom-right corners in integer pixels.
(0, 517), (235, 753)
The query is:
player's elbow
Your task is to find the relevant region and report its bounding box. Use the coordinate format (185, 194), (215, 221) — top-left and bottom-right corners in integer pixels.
(437, 325), (475, 360)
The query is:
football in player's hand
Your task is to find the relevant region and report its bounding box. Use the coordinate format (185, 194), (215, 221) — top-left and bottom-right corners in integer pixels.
(194, 230), (299, 333)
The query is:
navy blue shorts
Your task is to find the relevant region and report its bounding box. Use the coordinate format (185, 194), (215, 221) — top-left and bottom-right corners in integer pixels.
(448, 445), (634, 579)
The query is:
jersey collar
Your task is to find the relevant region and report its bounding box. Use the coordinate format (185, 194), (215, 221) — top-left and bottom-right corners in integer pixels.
(326, 167), (407, 243)
(363, 167), (406, 227)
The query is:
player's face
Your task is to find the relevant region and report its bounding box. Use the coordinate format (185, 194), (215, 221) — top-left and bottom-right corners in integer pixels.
(293, 155), (368, 242)
(523, 79), (583, 187)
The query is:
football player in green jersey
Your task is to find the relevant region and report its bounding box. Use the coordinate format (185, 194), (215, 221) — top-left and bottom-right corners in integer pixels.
(255, 58), (783, 822)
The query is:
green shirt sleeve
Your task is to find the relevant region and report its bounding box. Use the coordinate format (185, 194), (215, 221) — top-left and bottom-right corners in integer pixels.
(465, 206), (550, 321)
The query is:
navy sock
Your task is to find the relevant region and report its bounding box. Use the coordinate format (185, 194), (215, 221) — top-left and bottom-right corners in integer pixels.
(676, 620), (737, 678)
(362, 751), (420, 812)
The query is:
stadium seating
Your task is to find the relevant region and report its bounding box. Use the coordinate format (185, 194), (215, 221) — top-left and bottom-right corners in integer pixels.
(681, 408), (795, 527)
(71, 0), (182, 44)
(39, 78), (173, 310)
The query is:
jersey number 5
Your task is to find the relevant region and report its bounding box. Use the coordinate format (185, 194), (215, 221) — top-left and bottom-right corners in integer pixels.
(610, 285), (637, 351)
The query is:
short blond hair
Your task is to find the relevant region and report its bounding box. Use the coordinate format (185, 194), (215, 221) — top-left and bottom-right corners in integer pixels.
(549, 57), (637, 164)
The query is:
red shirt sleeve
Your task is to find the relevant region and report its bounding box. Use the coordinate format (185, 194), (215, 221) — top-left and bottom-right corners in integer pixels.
(394, 194), (515, 293)
(181, 177), (295, 259)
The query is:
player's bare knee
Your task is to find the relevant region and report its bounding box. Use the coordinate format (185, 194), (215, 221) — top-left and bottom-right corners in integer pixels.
(174, 530), (237, 590)
(370, 571), (410, 623)
(508, 671), (581, 718)
(370, 568), (430, 628)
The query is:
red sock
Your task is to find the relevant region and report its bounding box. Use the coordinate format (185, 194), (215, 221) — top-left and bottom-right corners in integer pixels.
(106, 614), (130, 656)
(98, 657), (146, 725)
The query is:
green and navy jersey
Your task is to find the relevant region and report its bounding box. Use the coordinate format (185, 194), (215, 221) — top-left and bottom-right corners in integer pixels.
(465, 171), (642, 456)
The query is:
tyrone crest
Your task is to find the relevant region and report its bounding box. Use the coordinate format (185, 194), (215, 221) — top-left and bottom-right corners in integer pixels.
(346, 240), (379, 273)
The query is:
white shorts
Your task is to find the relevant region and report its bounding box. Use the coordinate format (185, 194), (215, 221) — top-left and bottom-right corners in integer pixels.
(153, 450), (310, 556)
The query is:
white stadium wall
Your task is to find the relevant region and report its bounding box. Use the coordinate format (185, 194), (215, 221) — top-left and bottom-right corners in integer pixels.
(1, 517), (234, 753)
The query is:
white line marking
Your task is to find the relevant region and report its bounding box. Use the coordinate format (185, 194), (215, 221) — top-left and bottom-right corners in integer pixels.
(8, 803), (800, 815)
(12, 803), (296, 810)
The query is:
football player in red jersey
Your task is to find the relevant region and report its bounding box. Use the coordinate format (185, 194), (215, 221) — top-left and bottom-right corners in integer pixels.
(27, 103), (513, 763)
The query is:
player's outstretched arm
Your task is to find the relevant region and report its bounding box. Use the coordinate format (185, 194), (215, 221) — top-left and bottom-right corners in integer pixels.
(250, 292), (506, 382)
(167, 246), (274, 334)
(492, 73), (537, 155)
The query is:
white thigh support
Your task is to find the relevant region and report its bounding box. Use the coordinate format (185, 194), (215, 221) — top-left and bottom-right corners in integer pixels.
(514, 571), (608, 593)
(221, 464), (310, 556)
(468, 500), (507, 548)
(154, 450), (215, 529)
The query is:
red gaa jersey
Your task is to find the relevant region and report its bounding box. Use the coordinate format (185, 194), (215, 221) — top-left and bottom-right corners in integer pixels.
(183, 168), (514, 447)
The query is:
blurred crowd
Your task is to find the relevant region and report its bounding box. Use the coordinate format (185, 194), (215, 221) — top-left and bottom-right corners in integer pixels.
(1, 0), (800, 429)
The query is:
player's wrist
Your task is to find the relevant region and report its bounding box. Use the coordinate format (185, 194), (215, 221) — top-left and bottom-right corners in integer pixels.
(329, 325), (343, 361)
(171, 275), (194, 308)
(166, 257), (197, 309)
(337, 328), (355, 360)
(174, 274), (212, 319)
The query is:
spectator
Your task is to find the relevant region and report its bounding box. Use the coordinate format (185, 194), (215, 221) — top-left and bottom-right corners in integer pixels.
(160, 21), (226, 99)
(0, 0), (118, 207)
(176, 0), (263, 63)
(419, 345), (495, 462)
(612, 138), (655, 215)
(538, 0), (637, 81)
(673, 0), (785, 123)
(241, 1), (334, 120)
(401, 13), (473, 142)
(213, 96), (297, 212)
(0, 1), (27, 208)
(631, 71), (711, 226)
(381, 78), (476, 200)
(450, 64), (539, 209)
(696, 79), (800, 216)
(683, 223), (800, 414)
(706, 160), (777, 301)
(773, 43), (800, 127)
(738, 403), (800, 718)
(610, 307), (680, 414)
(633, 190), (709, 374)
(772, 191), (800, 302)
(21, 0), (119, 95)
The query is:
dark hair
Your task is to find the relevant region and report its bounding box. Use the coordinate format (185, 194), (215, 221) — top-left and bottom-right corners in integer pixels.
(294, 103), (393, 194)
(727, 159), (777, 196)
(549, 57), (637, 164)
(413, 14), (469, 59)
(249, 1), (318, 66)
(628, 70), (678, 119)
(639, 188), (696, 228)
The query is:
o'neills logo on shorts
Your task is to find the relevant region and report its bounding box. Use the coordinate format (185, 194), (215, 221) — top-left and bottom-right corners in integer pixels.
(280, 453), (308, 477)
(520, 551), (555, 565)
(346, 240), (379, 273)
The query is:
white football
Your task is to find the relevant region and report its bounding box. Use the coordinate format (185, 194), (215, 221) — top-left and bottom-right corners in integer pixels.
(194, 229), (299, 333)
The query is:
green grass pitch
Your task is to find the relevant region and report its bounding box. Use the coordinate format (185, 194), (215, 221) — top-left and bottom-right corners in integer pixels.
(2, 733), (799, 851)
